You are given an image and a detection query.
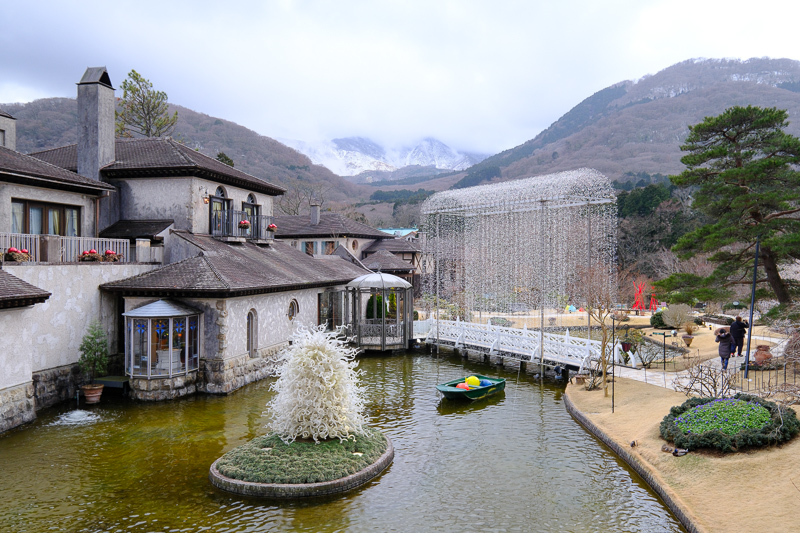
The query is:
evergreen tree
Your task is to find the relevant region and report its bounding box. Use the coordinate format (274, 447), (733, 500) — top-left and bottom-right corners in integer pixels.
(115, 70), (178, 138)
(216, 151), (234, 167)
(657, 106), (800, 306)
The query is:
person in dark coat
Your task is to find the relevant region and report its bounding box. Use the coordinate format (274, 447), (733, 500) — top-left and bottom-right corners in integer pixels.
(729, 316), (749, 356)
(715, 328), (734, 370)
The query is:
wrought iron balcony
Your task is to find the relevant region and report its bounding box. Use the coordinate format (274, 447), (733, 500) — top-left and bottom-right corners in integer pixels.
(210, 209), (274, 242)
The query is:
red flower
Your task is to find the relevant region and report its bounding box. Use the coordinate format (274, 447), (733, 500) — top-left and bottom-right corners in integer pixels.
(8, 247), (18, 253)
(20, 249), (28, 254)
(105, 250), (116, 255)
(88, 249), (97, 254)
(268, 223), (278, 231)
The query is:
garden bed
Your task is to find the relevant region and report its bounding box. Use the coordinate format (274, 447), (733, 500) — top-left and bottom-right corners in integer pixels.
(210, 427), (393, 498)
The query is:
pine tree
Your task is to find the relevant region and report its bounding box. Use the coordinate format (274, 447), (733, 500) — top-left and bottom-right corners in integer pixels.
(657, 106), (800, 307)
(115, 70), (178, 138)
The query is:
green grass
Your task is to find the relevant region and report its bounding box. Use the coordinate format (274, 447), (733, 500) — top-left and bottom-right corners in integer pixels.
(675, 399), (770, 436)
(216, 427), (388, 484)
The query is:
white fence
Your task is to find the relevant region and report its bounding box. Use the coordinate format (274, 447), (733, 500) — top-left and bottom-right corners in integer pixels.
(0, 233), (40, 261)
(421, 318), (630, 373)
(1, 233), (130, 263)
(60, 236), (129, 262)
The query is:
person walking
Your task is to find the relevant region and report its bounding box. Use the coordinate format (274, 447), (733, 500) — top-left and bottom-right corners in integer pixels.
(715, 328), (734, 370)
(729, 316), (749, 357)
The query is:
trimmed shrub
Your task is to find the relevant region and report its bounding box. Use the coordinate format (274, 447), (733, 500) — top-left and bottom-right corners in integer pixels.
(650, 311), (667, 329)
(660, 394), (800, 453)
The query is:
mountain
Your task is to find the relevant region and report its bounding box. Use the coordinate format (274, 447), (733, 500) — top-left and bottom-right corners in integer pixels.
(282, 136), (488, 181)
(462, 57), (800, 187)
(1, 98), (366, 205)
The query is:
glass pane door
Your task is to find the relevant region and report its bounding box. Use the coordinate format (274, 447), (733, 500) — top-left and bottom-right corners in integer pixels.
(28, 207), (43, 234)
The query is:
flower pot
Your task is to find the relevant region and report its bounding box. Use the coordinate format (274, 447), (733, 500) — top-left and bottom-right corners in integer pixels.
(621, 342), (632, 352)
(754, 345), (772, 365)
(681, 335), (694, 347)
(81, 384), (104, 404)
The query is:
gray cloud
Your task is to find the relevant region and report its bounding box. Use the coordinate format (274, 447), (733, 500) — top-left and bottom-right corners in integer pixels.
(2, 0), (799, 154)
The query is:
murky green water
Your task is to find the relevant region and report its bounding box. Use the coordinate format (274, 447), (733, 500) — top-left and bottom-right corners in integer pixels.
(0, 352), (684, 532)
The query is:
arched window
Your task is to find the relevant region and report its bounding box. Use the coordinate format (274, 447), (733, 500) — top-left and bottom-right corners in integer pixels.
(288, 299), (299, 321)
(351, 240), (359, 251)
(246, 193), (256, 204)
(247, 309), (257, 357)
(210, 187), (231, 235)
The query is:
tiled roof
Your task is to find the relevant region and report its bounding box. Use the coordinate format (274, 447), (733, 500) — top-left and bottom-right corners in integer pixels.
(99, 220), (173, 241)
(0, 145), (115, 194)
(363, 238), (420, 253)
(362, 250), (415, 273)
(0, 109), (15, 119)
(100, 231), (368, 297)
(0, 270), (51, 309)
(273, 213), (392, 239)
(31, 137), (285, 196)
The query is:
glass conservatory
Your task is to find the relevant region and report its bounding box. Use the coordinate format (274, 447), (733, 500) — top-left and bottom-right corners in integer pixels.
(123, 300), (201, 378)
(345, 272), (413, 351)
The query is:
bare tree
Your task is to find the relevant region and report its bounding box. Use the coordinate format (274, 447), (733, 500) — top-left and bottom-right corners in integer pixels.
(577, 262), (616, 397)
(672, 358), (737, 398)
(276, 183), (332, 215)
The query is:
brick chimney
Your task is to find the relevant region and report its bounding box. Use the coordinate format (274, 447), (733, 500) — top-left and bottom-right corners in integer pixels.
(310, 198), (321, 226)
(77, 67), (115, 181)
(0, 110), (16, 151)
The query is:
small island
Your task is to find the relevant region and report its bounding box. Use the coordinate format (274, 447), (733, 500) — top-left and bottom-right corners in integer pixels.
(209, 325), (393, 498)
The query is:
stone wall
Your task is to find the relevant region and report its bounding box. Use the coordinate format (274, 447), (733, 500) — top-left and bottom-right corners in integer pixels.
(202, 344), (283, 395)
(129, 371), (199, 401)
(0, 382), (35, 433)
(32, 363), (81, 410)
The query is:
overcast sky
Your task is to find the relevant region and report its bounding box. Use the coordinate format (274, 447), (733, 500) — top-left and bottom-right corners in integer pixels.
(2, 0), (800, 154)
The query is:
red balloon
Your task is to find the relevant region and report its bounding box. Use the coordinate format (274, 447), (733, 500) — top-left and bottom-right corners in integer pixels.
(456, 383), (470, 390)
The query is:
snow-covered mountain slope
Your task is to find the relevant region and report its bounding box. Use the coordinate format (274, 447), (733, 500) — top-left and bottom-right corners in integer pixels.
(281, 136), (488, 177)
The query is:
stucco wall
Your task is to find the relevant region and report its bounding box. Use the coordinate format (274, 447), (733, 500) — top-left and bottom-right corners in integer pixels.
(0, 262), (157, 391)
(111, 177), (275, 235)
(0, 182), (97, 237)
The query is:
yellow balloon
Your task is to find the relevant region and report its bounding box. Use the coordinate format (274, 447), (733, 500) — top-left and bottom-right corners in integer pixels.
(466, 376), (481, 387)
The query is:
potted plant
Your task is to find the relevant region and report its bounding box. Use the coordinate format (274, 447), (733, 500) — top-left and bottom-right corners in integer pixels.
(4, 247), (31, 262)
(78, 321), (109, 404)
(621, 328), (642, 353)
(681, 322), (696, 347)
(267, 223), (278, 232)
(238, 219), (251, 229)
(79, 249), (102, 262)
(102, 249), (121, 262)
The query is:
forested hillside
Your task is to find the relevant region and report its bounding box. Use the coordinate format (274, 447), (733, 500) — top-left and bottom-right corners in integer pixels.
(454, 57), (800, 187)
(1, 99), (366, 207)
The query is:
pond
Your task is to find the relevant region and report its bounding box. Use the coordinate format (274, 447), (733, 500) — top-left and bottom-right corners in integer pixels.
(0, 351), (685, 532)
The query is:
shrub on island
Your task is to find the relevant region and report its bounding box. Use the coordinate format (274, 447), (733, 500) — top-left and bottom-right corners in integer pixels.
(660, 394), (800, 453)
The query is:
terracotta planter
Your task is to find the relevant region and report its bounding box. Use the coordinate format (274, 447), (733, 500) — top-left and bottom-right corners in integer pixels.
(681, 335), (694, 347)
(754, 345), (772, 365)
(81, 384), (104, 404)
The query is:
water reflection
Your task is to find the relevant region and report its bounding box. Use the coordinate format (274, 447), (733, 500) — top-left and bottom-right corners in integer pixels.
(0, 352), (685, 532)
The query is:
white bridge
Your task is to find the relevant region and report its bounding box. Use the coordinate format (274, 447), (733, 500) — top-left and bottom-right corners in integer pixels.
(415, 319), (632, 373)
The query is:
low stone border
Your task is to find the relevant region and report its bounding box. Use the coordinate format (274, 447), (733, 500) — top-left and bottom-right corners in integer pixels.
(563, 391), (704, 533)
(209, 434), (394, 498)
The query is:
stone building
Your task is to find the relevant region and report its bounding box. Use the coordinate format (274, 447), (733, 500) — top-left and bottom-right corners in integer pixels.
(0, 66), (369, 432)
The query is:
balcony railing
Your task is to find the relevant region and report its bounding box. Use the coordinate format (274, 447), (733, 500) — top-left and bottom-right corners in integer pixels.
(210, 210), (274, 241)
(1, 233), (130, 263)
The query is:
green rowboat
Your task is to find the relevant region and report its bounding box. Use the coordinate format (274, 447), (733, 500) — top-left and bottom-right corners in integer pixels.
(436, 374), (506, 401)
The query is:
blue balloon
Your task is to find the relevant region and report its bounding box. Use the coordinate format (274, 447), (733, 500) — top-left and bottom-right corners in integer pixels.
(479, 379), (492, 387)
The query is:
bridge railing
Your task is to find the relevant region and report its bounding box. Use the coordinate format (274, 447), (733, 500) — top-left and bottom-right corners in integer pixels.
(424, 318), (628, 372)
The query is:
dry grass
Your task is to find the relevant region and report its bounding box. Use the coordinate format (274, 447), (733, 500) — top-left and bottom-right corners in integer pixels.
(566, 378), (800, 533)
